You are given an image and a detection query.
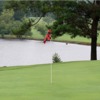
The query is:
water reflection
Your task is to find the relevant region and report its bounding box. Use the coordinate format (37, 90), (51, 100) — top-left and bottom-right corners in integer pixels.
(0, 39), (99, 67)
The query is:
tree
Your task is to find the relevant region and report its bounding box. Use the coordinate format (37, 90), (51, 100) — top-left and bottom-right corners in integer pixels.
(34, 16), (55, 36)
(49, 0), (100, 60)
(4, 0), (48, 23)
(0, 9), (15, 38)
(34, 18), (47, 36)
(4, 0), (53, 37)
(0, 9), (32, 38)
(12, 17), (33, 38)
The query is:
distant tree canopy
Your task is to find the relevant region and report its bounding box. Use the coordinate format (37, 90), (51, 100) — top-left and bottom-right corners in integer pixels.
(12, 17), (33, 38)
(4, 1), (51, 19)
(0, 9), (33, 38)
(34, 16), (55, 36)
(0, 9), (15, 37)
(0, 0), (55, 38)
(4, 0), (56, 36)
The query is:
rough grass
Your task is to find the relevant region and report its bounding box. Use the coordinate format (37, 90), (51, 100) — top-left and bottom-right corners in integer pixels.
(0, 61), (100, 100)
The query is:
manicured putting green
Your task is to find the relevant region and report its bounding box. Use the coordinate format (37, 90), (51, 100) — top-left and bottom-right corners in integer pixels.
(0, 61), (100, 100)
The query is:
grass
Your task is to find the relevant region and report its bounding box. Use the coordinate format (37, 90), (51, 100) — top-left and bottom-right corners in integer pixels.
(0, 61), (100, 100)
(31, 28), (44, 39)
(55, 34), (91, 42)
(31, 29), (100, 44)
(55, 32), (100, 44)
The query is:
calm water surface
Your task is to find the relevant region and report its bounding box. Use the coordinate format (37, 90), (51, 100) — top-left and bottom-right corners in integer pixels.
(0, 39), (100, 67)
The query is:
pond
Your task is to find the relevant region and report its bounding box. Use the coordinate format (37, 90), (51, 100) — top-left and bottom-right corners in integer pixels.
(0, 39), (100, 67)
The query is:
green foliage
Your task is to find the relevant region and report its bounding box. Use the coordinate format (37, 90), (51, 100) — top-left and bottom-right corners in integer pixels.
(0, 9), (33, 38)
(34, 18), (47, 36)
(49, 1), (92, 39)
(34, 16), (55, 36)
(0, 9), (15, 38)
(3, 0), (56, 37)
(47, 0), (100, 60)
(43, 13), (55, 24)
(4, 0), (48, 17)
(4, 1), (35, 20)
(52, 53), (61, 63)
(12, 17), (34, 38)
(3, 0), (55, 38)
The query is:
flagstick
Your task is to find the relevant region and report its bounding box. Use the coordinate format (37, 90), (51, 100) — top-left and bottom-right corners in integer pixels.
(50, 40), (53, 84)
(50, 62), (53, 84)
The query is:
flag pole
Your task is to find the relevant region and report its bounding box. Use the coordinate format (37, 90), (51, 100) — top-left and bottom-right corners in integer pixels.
(50, 40), (53, 84)
(45, 29), (53, 84)
(50, 60), (53, 84)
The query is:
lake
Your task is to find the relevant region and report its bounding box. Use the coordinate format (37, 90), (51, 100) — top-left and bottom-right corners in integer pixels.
(0, 39), (100, 67)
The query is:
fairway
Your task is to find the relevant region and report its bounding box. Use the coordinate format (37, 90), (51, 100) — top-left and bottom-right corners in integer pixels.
(0, 61), (100, 100)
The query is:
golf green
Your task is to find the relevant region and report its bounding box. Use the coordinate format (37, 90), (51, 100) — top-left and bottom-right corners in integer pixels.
(0, 61), (100, 100)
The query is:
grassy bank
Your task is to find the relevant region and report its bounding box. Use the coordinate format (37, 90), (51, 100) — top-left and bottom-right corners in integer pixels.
(1, 32), (100, 46)
(0, 61), (100, 100)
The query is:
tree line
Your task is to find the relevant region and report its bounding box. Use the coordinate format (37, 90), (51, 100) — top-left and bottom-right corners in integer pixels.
(0, 1), (54, 38)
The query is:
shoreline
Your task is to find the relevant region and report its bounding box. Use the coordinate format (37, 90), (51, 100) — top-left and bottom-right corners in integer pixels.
(0, 37), (100, 46)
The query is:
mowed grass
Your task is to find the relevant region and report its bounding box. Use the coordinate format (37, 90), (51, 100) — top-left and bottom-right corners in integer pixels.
(0, 61), (100, 100)
(55, 34), (91, 42)
(31, 30), (100, 44)
(55, 31), (100, 43)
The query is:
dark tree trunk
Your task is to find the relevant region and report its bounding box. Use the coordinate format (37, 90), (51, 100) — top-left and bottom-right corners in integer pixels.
(91, 17), (99, 60)
(91, 35), (97, 60)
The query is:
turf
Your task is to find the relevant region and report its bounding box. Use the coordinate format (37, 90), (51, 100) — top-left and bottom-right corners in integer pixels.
(31, 29), (100, 43)
(0, 61), (100, 100)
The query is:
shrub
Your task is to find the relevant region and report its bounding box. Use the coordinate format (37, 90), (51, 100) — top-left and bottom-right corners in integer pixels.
(52, 53), (61, 63)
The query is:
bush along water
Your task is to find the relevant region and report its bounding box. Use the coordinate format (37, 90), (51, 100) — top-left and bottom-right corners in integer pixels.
(52, 53), (62, 63)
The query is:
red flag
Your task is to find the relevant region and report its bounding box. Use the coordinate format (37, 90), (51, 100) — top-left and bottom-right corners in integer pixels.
(43, 29), (52, 44)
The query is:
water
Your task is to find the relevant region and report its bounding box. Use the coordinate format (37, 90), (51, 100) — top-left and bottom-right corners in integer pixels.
(0, 39), (100, 67)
